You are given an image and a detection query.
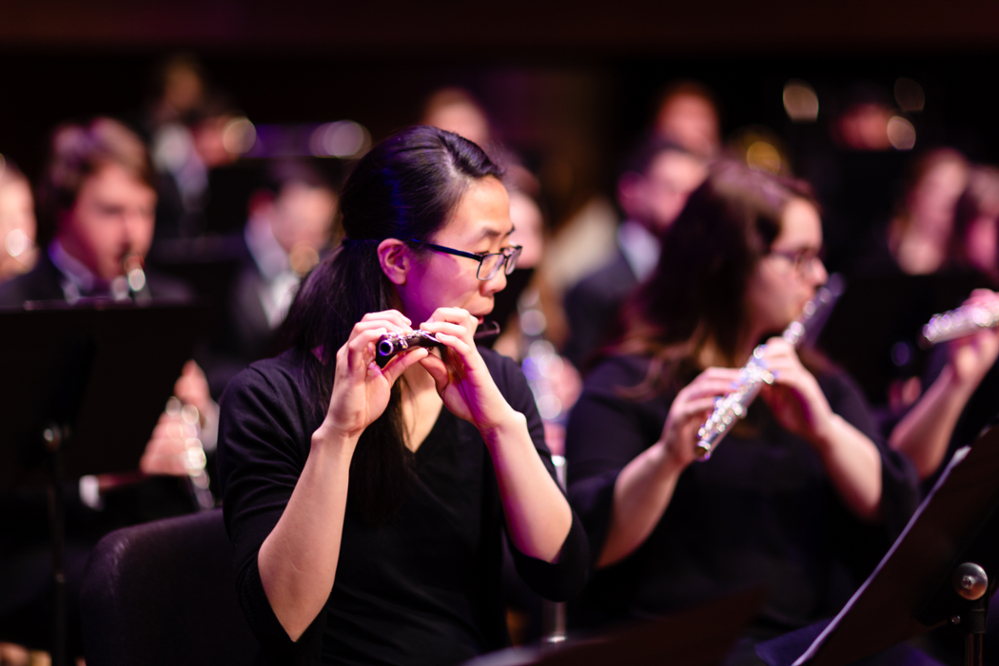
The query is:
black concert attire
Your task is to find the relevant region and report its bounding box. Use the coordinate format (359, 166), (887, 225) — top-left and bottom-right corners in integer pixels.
(0, 245), (196, 654)
(565, 354), (920, 661)
(217, 347), (589, 665)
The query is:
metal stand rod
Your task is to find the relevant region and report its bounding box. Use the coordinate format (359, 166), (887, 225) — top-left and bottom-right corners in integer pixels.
(542, 456), (567, 645)
(44, 424), (67, 666)
(964, 595), (987, 666)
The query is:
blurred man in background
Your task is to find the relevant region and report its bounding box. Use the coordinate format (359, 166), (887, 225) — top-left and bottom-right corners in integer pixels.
(563, 137), (708, 369)
(206, 160), (337, 395)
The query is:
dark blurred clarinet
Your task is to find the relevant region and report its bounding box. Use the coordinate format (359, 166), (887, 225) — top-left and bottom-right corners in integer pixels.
(920, 302), (999, 347)
(376, 321), (501, 367)
(695, 282), (838, 461)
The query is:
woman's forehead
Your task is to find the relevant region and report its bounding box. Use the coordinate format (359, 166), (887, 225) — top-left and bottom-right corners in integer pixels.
(437, 177), (512, 243)
(774, 198), (822, 248)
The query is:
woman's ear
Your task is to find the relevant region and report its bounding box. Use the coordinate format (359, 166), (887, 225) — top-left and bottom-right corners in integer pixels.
(377, 238), (411, 286)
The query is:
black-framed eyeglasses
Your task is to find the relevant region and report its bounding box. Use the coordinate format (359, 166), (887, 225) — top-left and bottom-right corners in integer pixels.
(769, 247), (825, 274)
(410, 239), (523, 280)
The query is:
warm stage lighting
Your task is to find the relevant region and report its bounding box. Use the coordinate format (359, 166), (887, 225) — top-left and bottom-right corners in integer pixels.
(309, 121), (371, 158)
(887, 116), (917, 150)
(746, 141), (783, 174)
(222, 117), (257, 156)
(783, 80), (819, 122)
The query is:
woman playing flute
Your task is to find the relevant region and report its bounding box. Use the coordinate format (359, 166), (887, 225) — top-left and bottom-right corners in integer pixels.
(217, 126), (588, 665)
(564, 162), (919, 663)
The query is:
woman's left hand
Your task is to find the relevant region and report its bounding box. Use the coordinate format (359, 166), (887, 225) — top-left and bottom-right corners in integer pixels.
(418, 307), (514, 431)
(758, 338), (835, 446)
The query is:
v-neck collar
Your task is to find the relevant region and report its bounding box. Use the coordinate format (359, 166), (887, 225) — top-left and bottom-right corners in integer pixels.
(408, 403), (454, 465)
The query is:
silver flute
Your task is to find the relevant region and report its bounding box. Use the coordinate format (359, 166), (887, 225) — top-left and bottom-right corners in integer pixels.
(921, 301), (999, 347)
(376, 320), (501, 367)
(695, 285), (836, 461)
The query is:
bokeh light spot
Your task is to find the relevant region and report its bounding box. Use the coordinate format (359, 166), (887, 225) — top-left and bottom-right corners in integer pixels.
(222, 117), (257, 155)
(309, 121), (371, 158)
(746, 141), (783, 174)
(887, 116), (917, 150)
(783, 80), (819, 122)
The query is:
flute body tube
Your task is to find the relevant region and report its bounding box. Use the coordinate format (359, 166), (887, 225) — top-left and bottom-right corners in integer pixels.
(694, 285), (835, 461)
(375, 321), (500, 367)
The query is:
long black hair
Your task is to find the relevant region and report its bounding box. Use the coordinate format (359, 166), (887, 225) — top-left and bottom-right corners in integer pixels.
(282, 125), (503, 523)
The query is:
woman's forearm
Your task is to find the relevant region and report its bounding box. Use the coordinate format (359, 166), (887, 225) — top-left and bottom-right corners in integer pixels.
(889, 365), (975, 480)
(257, 428), (355, 642)
(481, 410), (572, 563)
(597, 441), (682, 568)
(813, 415), (883, 521)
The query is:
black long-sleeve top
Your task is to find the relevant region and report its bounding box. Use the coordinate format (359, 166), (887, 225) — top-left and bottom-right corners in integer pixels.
(565, 354), (919, 635)
(217, 347), (589, 665)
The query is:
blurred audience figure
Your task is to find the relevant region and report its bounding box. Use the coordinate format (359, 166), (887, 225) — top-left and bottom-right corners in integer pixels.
(652, 81), (722, 160)
(491, 164), (582, 452)
(421, 86), (492, 150)
(800, 83), (911, 274)
(852, 148), (969, 278)
(563, 137), (708, 369)
(0, 118), (215, 658)
(0, 160), (37, 283)
(136, 54), (247, 240)
(889, 148), (969, 276)
(208, 160), (337, 394)
(152, 93), (245, 240)
(143, 53), (207, 136)
(951, 166), (999, 285)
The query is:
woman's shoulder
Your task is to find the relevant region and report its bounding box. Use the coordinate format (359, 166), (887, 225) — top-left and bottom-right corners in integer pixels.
(222, 348), (313, 411)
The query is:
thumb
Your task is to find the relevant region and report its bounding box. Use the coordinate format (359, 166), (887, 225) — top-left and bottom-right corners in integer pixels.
(419, 354), (451, 392)
(382, 347), (429, 384)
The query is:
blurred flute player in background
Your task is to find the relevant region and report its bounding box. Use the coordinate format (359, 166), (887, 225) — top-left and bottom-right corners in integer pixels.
(216, 126), (588, 664)
(0, 117), (217, 659)
(564, 162), (922, 665)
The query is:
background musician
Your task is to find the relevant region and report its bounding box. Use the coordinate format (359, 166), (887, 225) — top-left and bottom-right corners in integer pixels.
(0, 117), (215, 658)
(0, 160), (37, 284)
(889, 289), (999, 485)
(564, 162), (922, 665)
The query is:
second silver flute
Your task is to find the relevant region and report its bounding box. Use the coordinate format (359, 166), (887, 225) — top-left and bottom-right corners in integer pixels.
(695, 285), (835, 461)
(920, 301), (999, 347)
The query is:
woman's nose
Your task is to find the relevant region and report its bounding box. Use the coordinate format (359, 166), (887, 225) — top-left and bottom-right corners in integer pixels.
(811, 257), (828, 286)
(483, 269), (507, 295)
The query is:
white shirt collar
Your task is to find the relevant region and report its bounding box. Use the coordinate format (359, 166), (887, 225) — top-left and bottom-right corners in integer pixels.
(617, 220), (661, 282)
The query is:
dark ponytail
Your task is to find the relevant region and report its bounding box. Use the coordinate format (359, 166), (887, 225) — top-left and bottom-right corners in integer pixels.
(282, 125), (503, 523)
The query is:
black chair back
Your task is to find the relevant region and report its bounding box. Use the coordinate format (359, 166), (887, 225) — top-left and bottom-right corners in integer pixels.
(80, 508), (260, 666)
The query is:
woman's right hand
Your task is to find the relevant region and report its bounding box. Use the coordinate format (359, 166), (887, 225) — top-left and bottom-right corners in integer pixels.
(318, 310), (429, 444)
(658, 367), (742, 469)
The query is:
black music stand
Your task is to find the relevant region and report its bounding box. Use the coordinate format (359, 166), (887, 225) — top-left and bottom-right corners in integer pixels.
(463, 588), (765, 666)
(756, 424), (999, 666)
(0, 301), (208, 665)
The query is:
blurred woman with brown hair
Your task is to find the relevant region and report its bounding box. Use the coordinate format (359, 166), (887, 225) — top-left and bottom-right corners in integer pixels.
(565, 162), (919, 663)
